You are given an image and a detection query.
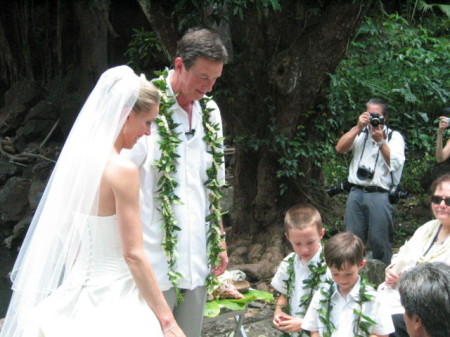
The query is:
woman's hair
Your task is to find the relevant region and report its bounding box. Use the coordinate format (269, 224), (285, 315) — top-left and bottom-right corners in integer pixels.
(133, 76), (160, 113)
(176, 28), (228, 70)
(324, 232), (365, 270)
(429, 173), (450, 196)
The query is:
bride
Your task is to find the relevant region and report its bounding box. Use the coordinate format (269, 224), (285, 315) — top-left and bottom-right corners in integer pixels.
(0, 66), (185, 337)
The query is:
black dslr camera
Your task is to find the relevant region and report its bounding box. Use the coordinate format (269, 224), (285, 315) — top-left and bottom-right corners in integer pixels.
(369, 113), (385, 127)
(326, 178), (353, 197)
(389, 184), (408, 204)
(357, 165), (375, 180)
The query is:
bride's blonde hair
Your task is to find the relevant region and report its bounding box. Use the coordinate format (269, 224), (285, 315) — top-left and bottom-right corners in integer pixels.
(134, 75), (160, 113)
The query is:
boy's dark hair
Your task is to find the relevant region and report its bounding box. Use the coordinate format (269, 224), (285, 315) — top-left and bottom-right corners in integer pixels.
(284, 204), (323, 234)
(399, 262), (450, 337)
(324, 232), (365, 270)
(176, 27), (228, 70)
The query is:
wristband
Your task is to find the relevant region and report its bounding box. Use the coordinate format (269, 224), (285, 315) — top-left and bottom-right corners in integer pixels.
(377, 140), (386, 147)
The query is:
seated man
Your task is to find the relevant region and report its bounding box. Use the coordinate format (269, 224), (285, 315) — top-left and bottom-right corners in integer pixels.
(398, 262), (450, 337)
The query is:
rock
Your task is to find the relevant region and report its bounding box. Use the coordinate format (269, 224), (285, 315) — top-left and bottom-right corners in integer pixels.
(24, 100), (58, 122)
(0, 80), (44, 135)
(15, 119), (55, 151)
(0, 160), (19, 185)
(363, 258), (386, 287)
(4, 81), (43, 108)
(14, 100), (59, 151)
(0, 177), (31, 223)
(28, 179), (46, 211)
(3, 215), (32, 249)
(248, 244), (263, 262)
(255, 282), (270, 292)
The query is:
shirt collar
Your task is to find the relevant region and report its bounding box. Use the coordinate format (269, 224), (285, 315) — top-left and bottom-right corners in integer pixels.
(331, 275), (361, 301)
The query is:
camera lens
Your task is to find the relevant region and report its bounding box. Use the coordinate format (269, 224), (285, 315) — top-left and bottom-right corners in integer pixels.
(370, 119), (380, 127)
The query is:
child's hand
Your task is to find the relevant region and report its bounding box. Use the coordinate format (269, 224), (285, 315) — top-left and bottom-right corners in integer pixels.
(277, 315), (303, 333)
(273, 312), (288, 328)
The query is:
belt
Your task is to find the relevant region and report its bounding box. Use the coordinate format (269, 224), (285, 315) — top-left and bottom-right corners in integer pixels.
(353, 185), (388, 193)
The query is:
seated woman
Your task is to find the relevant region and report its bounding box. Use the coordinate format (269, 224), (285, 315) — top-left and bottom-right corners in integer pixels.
(378, 173), (450, 337)
(436, 108), (450, 163)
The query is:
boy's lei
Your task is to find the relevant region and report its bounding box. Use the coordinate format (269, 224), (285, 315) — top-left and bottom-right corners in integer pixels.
(281, 250), (327, 337)
(152, 69), (225, 301)
(317, 275), (377, 337)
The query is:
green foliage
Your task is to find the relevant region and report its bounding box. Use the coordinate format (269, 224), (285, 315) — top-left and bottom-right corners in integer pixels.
(326, 13), (450, 192)
(269, 117), (336, 196)
(327, 13), (449, 133)
(204, 289), (274, 317)
(164, 0), (281, 30)
(401, 152), (435, 193)
(125, 28), (168, 73)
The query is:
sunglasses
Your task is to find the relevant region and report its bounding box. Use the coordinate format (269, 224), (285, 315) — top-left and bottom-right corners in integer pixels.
(431, 195), (450, 206)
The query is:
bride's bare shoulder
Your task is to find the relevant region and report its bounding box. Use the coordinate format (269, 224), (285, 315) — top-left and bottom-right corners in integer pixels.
(104, 153), (139, 184)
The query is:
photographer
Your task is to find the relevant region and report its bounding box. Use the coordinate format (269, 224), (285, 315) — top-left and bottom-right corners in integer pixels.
(336, 98), (405, 265)
(435, 107), (450, 163)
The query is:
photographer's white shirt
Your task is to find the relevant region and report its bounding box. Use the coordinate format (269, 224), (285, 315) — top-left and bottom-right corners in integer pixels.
(122, 70), (225, 291)
(348, 126), (405, 190)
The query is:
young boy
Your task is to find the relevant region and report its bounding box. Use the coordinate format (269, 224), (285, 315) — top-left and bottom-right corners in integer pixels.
(271, 204), (329, 337)
(302, 232), (394, 337)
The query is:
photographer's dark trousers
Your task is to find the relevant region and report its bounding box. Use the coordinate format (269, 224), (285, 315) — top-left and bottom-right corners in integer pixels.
(344, 187), (394, 265)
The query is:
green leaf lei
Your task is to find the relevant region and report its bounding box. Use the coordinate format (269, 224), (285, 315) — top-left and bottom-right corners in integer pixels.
(317, 275), (376, 337)
(280, 251), (327, 337)
(152, 69), (225, 301)
(200, 97), (227, 294)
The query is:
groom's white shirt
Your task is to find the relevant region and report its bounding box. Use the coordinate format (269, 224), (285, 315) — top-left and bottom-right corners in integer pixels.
(122, 70), (225, 291)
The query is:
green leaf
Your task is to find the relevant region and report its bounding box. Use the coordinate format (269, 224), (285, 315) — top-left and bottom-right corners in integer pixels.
(204, 300), (221, 318)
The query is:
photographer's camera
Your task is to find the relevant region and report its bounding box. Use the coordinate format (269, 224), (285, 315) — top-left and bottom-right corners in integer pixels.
(369, 113), (385, 127)
(357, 166), (375, 180)
(326, 178), (352, 197)
(389, 184), (408, 204)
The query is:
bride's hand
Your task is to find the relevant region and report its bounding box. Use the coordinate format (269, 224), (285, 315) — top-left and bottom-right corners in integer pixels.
(163, 322), (186, 337)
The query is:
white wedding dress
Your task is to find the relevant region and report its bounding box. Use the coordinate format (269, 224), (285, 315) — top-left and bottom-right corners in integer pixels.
(25, 215), (163, 337)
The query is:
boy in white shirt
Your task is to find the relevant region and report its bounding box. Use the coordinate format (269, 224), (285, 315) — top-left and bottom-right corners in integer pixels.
(271, 204), (329, 336)
(302, 232), (394, 337)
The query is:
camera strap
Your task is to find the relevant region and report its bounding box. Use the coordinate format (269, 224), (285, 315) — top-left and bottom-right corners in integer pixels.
(356, 126), (394, 177)
(356, 127), (381, 173)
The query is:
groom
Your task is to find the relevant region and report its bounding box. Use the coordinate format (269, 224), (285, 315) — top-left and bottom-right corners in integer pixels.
(124, 28), (229, 337)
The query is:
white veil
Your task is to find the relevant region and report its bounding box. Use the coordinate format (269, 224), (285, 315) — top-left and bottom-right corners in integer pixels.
(0, 65), (141, 337)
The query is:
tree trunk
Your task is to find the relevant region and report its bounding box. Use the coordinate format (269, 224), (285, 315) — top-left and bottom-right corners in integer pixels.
(0, 19), (17, 84)
(73, 0), (109, 100)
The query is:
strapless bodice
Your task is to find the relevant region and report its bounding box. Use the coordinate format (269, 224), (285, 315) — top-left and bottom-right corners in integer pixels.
(69, 215), (129, 286)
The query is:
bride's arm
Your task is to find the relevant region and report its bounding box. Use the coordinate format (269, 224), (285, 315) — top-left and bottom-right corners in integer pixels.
(109, 160), (185, 337)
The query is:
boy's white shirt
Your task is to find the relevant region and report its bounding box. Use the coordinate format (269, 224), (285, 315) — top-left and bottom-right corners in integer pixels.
(271, 245), (330, 337)
(302, 276), (395, 337)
